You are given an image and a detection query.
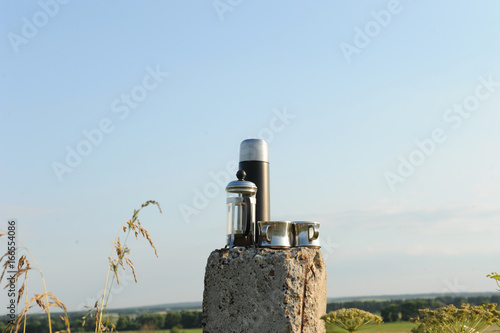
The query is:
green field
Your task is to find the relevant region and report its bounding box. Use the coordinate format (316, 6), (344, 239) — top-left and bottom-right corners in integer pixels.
(116, 330), (202, 333)
(103, 323), (500, 333)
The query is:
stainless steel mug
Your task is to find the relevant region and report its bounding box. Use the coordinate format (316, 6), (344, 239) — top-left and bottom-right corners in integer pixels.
(293, 221), (320, 248)
(258, 221), (294, 248)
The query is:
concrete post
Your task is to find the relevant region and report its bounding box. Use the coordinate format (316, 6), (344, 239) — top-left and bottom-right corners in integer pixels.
(202, 247), (327, 333)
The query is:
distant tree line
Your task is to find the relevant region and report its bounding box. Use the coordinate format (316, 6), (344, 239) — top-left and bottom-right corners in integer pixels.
(116, 311), (202, 331)
(327, 294), (500, 322)
(0, 315), (81, 333)
(3, 294), (499, 331)
(0, 310), (202, 332)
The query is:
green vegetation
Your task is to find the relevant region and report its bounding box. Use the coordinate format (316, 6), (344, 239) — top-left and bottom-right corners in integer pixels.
(327, 322), (500, 333)
(410, 303), (500, 333)
(4, 294), (500, 332)
(326, 322), (414, 332)
(115, 311), (202, 331)
(488, 272), (500, 291)
(0, 310), (203, 333)
(328, 295), (500, 323)
(322, 308), (382, 332)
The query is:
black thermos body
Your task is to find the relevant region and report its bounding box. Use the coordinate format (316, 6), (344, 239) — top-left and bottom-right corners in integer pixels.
(238, 139), (270, 224)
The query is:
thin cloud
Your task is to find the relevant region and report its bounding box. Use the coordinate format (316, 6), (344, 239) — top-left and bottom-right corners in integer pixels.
(327, 205), (500, 235)
(310, 204), (500, 258)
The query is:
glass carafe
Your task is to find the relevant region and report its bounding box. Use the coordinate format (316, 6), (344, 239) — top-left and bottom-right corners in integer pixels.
(226, 170), (257, 247)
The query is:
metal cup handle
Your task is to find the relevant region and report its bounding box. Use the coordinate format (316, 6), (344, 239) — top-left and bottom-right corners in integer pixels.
(261, 224), (272, 242)
(308, 225), (319, 241)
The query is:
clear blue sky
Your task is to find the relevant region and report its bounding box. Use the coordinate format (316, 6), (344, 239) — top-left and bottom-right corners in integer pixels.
(1, 1), (499, 312)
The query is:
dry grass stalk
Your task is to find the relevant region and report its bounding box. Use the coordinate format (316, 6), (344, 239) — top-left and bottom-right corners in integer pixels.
(95, 200), (161, 333)
(0, 242), (71, 333)
(0, 200), (160, 333)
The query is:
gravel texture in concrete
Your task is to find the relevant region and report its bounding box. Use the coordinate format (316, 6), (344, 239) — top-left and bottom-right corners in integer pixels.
(202, 247), (327, 333)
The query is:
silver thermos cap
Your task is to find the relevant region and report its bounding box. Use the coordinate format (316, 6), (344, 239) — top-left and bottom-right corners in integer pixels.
(239, 139), (269, 163)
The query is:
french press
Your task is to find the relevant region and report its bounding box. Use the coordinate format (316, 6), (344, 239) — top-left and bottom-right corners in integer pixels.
(225, 170), (257, 247)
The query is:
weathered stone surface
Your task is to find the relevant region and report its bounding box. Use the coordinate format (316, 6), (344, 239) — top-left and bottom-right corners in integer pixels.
(202, 247), (327, 333)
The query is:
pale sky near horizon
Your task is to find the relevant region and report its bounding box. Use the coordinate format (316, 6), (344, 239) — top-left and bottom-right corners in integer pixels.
(1, 1), (500, 312)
